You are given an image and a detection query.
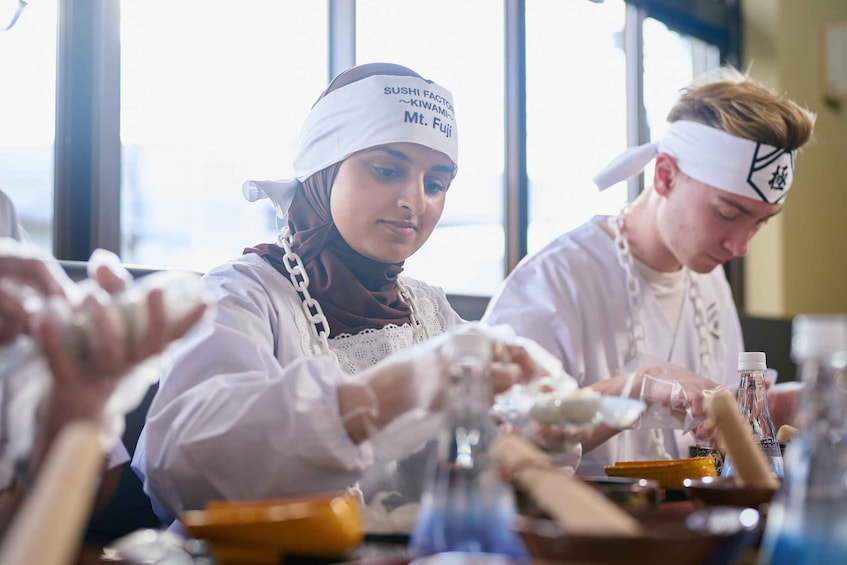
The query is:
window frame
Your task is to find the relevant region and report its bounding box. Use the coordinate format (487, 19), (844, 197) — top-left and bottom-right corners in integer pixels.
(51, 0), (741, 298)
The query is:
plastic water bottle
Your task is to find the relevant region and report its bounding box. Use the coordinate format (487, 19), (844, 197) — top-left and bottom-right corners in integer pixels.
(721, 352), (784, 478)
(409, 328), (528, 562)
(759, 315), (847, 564)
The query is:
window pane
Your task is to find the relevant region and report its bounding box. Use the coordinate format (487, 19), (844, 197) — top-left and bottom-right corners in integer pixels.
(356, 0), (504, 296)
(643, 17), (721, 140)
(638, 21), (721, 264)
(120, 1), (327, 272)
(0, 0), (57, 250)
(526, 0), (628, 254)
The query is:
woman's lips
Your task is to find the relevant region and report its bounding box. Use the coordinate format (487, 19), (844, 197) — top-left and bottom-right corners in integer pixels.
(380, 220), (417, 235)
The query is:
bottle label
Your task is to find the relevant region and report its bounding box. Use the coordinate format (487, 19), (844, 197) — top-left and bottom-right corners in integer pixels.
(761, 437), (778, 449)
(689, 446), (724, 476)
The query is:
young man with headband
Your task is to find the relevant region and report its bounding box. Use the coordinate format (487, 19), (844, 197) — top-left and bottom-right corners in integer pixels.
(483, 68), (815, 474)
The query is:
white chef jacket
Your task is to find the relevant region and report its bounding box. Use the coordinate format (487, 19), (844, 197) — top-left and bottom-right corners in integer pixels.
(132, 252), (463, 522)
(483, 215), (742, 476)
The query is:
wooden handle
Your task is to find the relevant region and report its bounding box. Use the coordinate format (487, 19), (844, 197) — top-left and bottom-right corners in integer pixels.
(708, 391), (780, 489)
(777, 424), (798, 445)
(493, 434), (642, 537)
(0, 421), (104, 565)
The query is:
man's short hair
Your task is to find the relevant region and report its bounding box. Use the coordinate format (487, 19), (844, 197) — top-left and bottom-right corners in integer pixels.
(667, 67), (815, 151)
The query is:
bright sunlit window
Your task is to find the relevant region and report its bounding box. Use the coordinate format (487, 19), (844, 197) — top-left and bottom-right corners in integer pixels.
(643, 16), (721, 140)
(0, 0), (57, 251)
(526, 0), (628, 254)
(607, 17), (721, 199)
(119, 0), (327, 272)
(357, 0), (505, 296)
(6, 0), (724, 296)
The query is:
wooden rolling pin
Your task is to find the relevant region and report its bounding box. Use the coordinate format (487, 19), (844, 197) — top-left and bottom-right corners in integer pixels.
(492, 434), (642, 537)
(708, 391), (781, 490)
(0, 421), (104, 565)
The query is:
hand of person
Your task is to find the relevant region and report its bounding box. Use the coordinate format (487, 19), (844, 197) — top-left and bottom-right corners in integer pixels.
(0, 250), (206, 505)
(580, 364), (724, 452)
(630, 364), (727, 434)
(36, 264), (208, 428)
(488, 340), (551, 395)
(0, 255), (65, 344)
(340, 324), (557, 446)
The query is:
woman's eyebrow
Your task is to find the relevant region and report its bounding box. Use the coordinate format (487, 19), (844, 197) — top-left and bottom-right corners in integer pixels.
(366, 146), (454, 174)
(366, 146), (410, 161)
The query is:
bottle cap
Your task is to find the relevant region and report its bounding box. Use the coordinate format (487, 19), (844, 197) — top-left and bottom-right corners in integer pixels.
(445, 325), (492, 364)
(791, 314), (847, 362)
(738, 351), (767, 371)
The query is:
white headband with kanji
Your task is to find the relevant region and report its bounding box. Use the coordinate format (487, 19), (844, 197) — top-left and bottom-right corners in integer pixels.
(593, 120), (795, 204)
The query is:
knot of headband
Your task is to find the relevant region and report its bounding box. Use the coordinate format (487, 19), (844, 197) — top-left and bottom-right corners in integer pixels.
(243, 74), (459, 220)
(593, 120), (795, 204)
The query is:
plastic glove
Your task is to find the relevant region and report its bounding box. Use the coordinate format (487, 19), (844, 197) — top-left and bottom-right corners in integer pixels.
(482, 326), (584, 465)
(629, 364), (727, 435)
(339, 322), (562, 462)
(0, 245), (208, 478)
(0, 239), (68, 344)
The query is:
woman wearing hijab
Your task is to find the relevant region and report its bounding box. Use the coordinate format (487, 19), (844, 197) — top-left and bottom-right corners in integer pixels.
(132, 63), (551, 525)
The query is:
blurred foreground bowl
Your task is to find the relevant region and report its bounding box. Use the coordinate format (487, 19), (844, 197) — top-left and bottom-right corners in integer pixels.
(515, 474), (661, 516)
(578, 476), (661, 512)
(514, 505), (760, 565)
(181, 493), (363, 565)
(684, 476), (777, 510)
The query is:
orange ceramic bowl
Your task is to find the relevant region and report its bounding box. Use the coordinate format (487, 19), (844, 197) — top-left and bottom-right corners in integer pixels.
(181, 493), (363, 564)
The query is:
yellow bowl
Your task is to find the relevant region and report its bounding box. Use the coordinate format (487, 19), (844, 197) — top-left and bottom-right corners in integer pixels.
(181, 493), (363, 563)
(604, 457), (717, 491)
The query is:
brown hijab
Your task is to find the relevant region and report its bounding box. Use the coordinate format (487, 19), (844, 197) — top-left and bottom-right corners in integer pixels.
(244, 63), (426, 337)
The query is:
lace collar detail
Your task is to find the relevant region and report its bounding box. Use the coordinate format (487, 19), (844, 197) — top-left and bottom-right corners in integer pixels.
(277, 226), (434, 370)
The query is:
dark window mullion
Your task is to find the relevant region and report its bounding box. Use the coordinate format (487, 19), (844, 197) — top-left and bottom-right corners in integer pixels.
(624, 3), (647, 202)
(328, 0), (355, 82)
(54, 0), (120, 260)
(504, 0), (527, 275)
